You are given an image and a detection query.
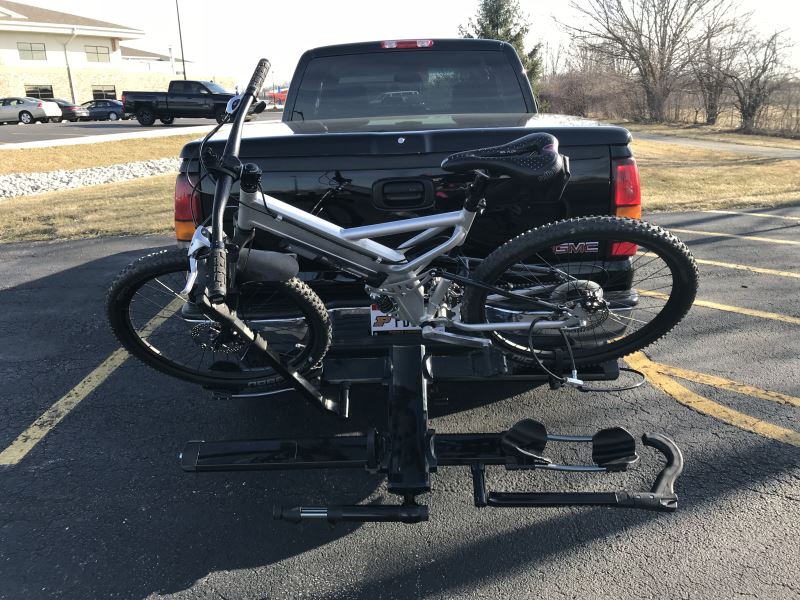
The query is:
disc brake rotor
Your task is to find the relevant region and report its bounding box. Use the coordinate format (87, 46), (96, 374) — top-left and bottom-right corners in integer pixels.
(550, 280), (610, 332)
(190, 322), (248, 353)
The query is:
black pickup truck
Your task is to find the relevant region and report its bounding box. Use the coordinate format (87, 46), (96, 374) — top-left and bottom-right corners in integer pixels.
(122, 80), (235, 126)
(175, 39), (639, 289)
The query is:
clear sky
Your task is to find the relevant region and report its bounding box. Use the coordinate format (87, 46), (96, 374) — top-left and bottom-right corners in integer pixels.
(21, 0), (800, 88)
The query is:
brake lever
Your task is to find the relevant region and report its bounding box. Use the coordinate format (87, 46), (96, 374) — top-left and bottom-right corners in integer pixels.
(180, 226), (212, 296)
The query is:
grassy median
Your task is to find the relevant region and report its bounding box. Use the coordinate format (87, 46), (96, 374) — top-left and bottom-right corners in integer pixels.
(0, 174), (175, 243)
(1, 136), (798, 244)
(0, 134), (203, 175)
(632, 139), (800, 211)
(619, 121), (800, 151)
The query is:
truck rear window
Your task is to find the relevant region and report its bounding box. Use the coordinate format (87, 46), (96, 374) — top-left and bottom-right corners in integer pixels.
(289, 50), (527, 120)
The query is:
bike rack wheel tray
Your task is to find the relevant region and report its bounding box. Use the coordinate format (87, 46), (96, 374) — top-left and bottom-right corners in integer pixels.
(181, 344), (684, 524)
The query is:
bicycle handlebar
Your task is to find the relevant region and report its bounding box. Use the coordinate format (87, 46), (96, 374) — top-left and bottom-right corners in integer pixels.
(208, 246), (228, 303)
(245, 58), (271, 99)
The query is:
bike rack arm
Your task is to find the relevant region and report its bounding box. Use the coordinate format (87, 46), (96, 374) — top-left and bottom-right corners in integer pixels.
(472, 433), (684, 513)
(198, 295), (343, 416)
(180, 435), (371, 472)
(643, 433), (684, 497)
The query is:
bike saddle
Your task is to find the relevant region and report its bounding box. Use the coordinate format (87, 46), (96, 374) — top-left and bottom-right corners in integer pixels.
(441, 132), (566, 186)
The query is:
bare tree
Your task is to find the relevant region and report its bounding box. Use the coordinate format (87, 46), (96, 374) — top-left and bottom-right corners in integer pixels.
(688, 6), (742, 124)
(726, 31), (790, 133)
(539, 41), (638, 118)
(565, 0), (725, 122)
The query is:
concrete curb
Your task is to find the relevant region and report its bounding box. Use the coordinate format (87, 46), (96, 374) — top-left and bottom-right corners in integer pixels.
(0, 124), (216, 150)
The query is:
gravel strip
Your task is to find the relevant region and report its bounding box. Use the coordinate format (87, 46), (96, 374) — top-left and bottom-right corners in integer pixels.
(0, 158), (181, 199)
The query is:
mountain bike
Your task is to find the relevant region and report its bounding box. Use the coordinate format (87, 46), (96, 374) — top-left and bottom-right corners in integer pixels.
(107, 59), (699, 403)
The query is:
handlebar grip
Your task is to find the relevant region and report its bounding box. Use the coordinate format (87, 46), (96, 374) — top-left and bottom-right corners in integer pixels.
(208, 247), (228, 304)
(245, 58), (271, 98)
(642, 433), (684, 497)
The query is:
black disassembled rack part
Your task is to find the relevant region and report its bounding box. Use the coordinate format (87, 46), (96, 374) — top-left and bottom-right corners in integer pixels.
(180, 333), (684, 524)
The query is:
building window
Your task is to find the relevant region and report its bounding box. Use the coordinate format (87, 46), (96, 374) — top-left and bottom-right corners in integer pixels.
(18, 42), (46, 61)
(85, 46), (110, 62)
(92, 85), (117, 100)
(24, 85), (54, 99)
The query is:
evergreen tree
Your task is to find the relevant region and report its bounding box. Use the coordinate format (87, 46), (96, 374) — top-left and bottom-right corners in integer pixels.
(459, 0), (543, 86)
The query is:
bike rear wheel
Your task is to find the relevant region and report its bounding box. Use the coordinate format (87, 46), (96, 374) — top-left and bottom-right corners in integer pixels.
(461, 216), (698, 367)
(107, 248), (332, 388)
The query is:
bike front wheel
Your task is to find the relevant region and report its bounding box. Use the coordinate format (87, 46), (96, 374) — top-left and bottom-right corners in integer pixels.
(461, 216), (698, 367)
(107, 248), (332, 389)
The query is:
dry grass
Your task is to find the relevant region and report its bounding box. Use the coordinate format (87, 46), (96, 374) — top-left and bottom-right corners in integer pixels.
(0, 174), (175, 243)
(633, 139), (800, 211)
(0, 134), (202, 175)
(618, 121), (800, 151)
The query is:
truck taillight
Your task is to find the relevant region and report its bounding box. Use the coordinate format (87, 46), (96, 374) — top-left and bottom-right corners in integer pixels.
(612, 157), (641, 219)
(120, 94), (125, 104)
(611, 157), (641, 257)
(381, 39), (434, 49)
(174, 173), (201, 242)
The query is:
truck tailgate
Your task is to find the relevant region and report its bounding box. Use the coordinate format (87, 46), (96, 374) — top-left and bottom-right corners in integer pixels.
(181, 114), (629, 257)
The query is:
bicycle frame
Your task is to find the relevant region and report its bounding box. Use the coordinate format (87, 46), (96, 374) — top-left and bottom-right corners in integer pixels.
(234, 185), (573, 332)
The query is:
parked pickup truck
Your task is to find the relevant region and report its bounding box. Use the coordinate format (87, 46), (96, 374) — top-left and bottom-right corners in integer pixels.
(122, 80), (235, 126)
(175, 39), (638, 305)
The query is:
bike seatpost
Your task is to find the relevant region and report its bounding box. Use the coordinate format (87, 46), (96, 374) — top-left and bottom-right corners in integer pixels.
(463, 171), (490, 212)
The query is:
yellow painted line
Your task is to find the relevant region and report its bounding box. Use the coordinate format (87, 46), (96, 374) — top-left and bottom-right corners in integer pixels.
(0, 297), (183, 466)
(703, 209), (800, 222)
(638, 251), (798, 278)
(669, 228), (800, 247)
(626, 352), (800, 448)
(693, 258), (800, 279)
(640, 290), (800, 325)
(650, 362), (800, 408)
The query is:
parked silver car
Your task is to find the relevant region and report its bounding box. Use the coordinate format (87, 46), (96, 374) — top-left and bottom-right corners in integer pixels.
(0, 97), (62, 124)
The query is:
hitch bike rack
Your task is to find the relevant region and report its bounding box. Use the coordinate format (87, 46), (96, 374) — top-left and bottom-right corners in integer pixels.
(180, 336), (684, 524)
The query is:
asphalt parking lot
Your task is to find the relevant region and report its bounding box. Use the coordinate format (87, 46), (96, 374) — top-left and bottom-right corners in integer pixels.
(0, 112), (284, 145)
(1, 208), (798, 599)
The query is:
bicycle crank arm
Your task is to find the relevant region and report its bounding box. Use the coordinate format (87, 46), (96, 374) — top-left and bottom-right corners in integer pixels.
(198, 295), (342, 416)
